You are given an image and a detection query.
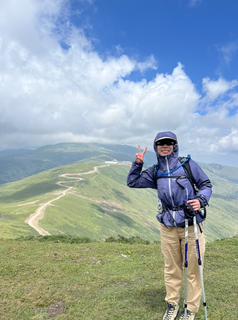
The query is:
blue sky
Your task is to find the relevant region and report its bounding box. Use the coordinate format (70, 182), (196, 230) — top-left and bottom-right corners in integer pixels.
(0, 0), (238, 166)
(70, 0), (238, 87)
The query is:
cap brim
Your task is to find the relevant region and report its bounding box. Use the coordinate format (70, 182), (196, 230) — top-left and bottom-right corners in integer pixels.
(155, 137), (178, 143)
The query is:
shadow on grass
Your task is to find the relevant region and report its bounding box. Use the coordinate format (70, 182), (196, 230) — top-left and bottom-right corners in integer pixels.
(91, 203), (137, 228)
(136, 287), (167, 313)
(106, 211), (138, 227)
(112, 189), (131, 203)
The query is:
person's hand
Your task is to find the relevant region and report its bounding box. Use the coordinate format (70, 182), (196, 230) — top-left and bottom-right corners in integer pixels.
(187, 199), (200, 211)
(135, 145), (147, 164)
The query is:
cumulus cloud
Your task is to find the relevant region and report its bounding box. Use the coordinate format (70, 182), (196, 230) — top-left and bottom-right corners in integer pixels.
(0, 0), (63, 55)
(219, 130), (238, 151)
(202, 77), (238, 101)
(136, 55), (157, 72)
(0, 0), (238, 165)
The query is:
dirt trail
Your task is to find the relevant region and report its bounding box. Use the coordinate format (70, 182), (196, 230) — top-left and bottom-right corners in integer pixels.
(24, 187), (72, 235)
(58, 164), (110, 179)
(24, 164), (110, 235)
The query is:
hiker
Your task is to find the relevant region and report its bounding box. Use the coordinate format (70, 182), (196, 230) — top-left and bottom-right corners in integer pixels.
(127, 131), (212, 320)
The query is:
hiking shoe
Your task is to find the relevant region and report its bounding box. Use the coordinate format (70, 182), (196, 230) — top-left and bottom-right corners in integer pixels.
(178, 309), (196, 320)
(163, 303), (179, 320)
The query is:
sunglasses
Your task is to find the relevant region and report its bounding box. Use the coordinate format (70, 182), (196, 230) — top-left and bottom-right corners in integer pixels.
(156, 139), (176, 146)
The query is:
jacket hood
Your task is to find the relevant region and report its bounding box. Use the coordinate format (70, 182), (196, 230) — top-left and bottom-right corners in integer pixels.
(153, 131), (179, 159)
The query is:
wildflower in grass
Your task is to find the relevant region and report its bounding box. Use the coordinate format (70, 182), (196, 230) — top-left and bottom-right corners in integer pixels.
(128, 250), (131, 254)
(122, 276), (124, 278)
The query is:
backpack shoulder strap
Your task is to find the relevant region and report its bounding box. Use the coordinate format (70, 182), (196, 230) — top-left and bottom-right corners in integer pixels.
(153, 155), (198, 194)
(153, 164), (159, 188)
(179, 156), (198, 195)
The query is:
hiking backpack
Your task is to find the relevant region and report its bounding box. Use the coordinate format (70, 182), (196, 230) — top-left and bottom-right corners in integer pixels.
(153, 155), (198, 195)
(153, 156), (207, 229)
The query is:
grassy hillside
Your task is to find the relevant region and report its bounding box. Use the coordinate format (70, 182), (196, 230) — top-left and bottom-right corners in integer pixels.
(0, 160), (159, 241)
(196, 162), (238, 240)
(0, 158), (237, 242)
(0, 235), (237, 319)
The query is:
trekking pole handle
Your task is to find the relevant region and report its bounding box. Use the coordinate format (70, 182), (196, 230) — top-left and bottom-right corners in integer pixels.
(183, 200), (197, 218)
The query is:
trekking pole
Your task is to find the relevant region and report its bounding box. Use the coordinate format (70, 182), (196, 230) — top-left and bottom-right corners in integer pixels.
(184, 218), (189, 320)
(193, 216), (208, 320)
(183, 200), (208, 320)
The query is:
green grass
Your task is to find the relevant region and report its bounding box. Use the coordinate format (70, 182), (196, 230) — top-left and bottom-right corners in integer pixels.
(0, 235), (237, 319)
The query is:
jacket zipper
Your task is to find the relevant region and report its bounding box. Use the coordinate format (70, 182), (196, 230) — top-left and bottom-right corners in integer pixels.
(186, 187), (188, 200)
(165, 156), (175, 208)
(165, 156), (176, 226)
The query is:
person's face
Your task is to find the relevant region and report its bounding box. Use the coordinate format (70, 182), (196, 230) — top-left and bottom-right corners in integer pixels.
(156, 140), (174, 156)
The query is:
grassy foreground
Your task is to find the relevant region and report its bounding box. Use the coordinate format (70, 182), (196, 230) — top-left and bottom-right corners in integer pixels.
(0, 235), (237, 320)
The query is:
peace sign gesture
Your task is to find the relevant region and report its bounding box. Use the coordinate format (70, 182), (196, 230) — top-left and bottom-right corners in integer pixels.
(135, 145), (147, 164)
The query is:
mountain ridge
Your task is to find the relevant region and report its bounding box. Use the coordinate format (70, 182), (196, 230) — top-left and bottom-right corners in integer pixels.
(0, 142), (237, 185)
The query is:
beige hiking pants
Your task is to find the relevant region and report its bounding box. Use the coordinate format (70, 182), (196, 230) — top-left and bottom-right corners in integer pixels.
(160, 223), (205, 313)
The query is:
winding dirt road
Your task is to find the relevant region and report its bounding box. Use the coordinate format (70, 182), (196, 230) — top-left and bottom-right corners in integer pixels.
(24, 164), (110, 235)
(24, 187), (72, 235)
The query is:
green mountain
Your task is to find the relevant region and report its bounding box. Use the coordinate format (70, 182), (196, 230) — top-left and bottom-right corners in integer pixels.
(0, 152), (237, 242)
(0, 143), (150, 185)
(0, 149), (31, 157)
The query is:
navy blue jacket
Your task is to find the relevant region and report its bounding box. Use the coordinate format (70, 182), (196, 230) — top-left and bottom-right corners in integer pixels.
(127, 131), (212, 227)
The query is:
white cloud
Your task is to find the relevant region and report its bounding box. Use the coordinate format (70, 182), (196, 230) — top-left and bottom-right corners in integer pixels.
(0, 0), (63, 55)
(136, 55), (157, 72)
(0, 0), (238, 166)
(219, 41), (238, 64)
(202, 77), (238, 101)
(219, 130), (238, 151)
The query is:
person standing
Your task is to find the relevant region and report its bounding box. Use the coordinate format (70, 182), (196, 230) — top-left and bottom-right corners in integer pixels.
(127, 131), (212, 320)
